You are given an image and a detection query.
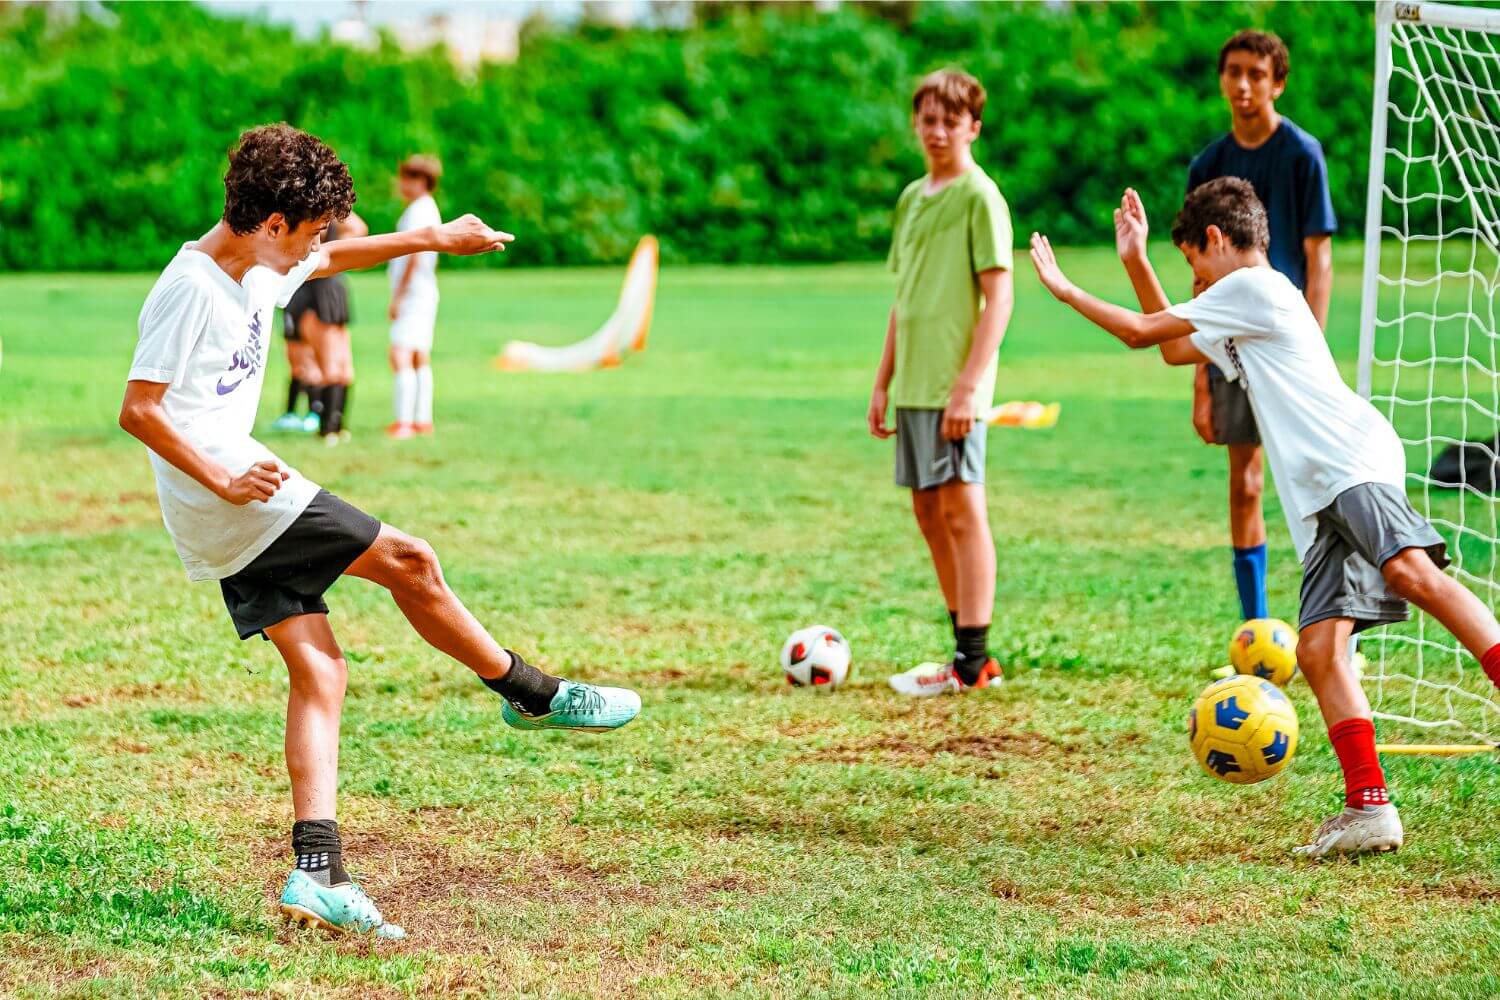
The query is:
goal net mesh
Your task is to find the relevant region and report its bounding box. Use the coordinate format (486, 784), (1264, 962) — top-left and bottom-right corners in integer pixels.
(1361, 2), (1500, 744)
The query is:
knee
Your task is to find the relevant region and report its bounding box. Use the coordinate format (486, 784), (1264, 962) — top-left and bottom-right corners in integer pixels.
(1230, 464), (1264, 506)
(1295, 633), (1336, 680)
(912, 492), (944, 533)
(289, 654), (347, 702)
(387, 533), (444, 595)
(414, 351), (431, 368)
(1382, 552), (1437, 602)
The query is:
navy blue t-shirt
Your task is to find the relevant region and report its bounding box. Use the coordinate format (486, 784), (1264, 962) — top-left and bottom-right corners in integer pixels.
(1187, 117), (1336, 290)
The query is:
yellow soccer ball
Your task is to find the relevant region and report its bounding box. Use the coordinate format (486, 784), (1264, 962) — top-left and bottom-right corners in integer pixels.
(1187, 675), (1299, 784)
(1228, 617), (1299, 687)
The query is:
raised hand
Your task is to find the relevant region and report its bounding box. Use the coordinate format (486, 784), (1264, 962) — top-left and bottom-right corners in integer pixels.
(432, 214), (516, 256)
(1029, 232), (1075, 302)
(1114, 188), (1149, 263)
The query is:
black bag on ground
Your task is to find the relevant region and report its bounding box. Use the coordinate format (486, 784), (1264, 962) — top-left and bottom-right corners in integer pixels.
(1428, 432), (1500, 492)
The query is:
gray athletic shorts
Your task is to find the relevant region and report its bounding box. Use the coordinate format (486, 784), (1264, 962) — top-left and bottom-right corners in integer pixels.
(1299, 483), (1450, 633)
(894, 407), (987, 490)
(1208, 366), (1260, 446)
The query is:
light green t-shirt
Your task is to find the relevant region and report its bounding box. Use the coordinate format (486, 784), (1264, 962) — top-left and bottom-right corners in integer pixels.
(887, 167), (1013, 413)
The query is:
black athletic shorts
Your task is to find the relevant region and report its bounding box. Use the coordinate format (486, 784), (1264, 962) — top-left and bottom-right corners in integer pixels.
(283, 276), (352, 341)
(218, 490), (381, 640)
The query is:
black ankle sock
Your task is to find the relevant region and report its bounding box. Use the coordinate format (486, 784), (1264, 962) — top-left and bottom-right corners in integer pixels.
(323, 384), (347, 435)
(287, 377), (304, 414)
(481, 649), (561, 716)
(292, 819), (350, 887)
(307, 385), (326, 427)
(953, 625), (991, 684)
(948, 609), (958, 640)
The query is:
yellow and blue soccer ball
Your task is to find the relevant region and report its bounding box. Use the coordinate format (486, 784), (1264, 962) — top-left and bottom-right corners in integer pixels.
(1228, 617), (1299, 687)
(1187, 675), (1299, 784)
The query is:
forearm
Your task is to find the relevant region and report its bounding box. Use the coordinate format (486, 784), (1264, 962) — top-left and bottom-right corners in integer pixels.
(119, 394), (232, 499)
(1122, 255), (1172, 314)
(1059, 286), (1156, 347)
(1304, 245), (1333, 331)
(320, 228), (439, 277)
(873, 308), (897, 390)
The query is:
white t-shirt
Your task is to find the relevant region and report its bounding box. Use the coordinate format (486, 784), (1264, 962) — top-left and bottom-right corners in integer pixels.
(390, 194), (442, 306)
(1168, 266), (1407, 559)
(129, 246), (326, 581)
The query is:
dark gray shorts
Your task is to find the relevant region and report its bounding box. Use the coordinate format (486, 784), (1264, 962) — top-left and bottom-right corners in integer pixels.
(1207, 366), (1260, 446)
(894, 407), (987, 490)
(1299, 483), (1450, 633)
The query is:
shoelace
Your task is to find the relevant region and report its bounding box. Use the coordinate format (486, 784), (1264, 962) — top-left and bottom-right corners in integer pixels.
(559, 683), (605, 716)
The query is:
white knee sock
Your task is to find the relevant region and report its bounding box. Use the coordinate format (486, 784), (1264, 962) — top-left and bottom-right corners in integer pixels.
(394, 368), (417, 425)
(415, 365), (433, 426)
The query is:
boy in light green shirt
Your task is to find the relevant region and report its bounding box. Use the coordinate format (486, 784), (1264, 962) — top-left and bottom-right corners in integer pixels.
(868, 68), (1016, 697)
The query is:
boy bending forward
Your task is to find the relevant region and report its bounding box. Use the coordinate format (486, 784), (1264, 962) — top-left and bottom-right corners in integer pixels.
(120, 125), (640, 937)
(1029, 178), (1500, 856)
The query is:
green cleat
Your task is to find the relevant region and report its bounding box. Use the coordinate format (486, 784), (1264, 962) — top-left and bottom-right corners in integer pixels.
(278, 869), (406, 940)
(501, 679), (641, 732)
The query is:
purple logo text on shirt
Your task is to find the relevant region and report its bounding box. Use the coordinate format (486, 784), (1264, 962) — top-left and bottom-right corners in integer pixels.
(216, 311), (265, 396)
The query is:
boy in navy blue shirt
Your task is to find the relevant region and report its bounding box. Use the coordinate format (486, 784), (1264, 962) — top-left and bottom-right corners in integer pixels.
(1187, 29), (1337, 624)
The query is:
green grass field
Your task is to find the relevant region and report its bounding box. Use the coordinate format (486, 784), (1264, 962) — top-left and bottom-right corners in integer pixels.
(3, 248), (1499, 998)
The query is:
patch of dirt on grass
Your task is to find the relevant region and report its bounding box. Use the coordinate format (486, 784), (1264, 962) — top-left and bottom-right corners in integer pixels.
(1396, 877), (1500, 903)
(811, 729), (1073, 765)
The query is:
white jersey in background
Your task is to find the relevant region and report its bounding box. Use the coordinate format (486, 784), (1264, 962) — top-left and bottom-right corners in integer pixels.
(129, 246), (324, 581)
(390, 193), (442, 305)
(1167, 266), (1408, 560)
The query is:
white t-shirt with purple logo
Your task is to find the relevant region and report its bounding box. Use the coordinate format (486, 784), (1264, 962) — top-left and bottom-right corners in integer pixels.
(1167, 265), (1407, 559)
(129, 246), (325, 581)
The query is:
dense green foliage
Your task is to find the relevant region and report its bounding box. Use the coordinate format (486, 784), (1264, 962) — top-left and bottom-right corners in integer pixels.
(0, 1), (1375, 270)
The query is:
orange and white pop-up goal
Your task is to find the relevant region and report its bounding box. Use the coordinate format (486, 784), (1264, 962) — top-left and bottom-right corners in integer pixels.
(493, 235), (658, 372)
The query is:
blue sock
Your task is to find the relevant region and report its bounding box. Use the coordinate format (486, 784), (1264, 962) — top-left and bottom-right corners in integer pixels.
(1232, 544), (1269, 620)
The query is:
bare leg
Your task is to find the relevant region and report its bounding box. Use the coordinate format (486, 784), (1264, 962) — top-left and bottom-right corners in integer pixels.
(1297, 617), (1369, 727)
(911, 488), (959, 616)
(288, 339), (323, 388)
(265, 613), (347, 821)
(1382, 548), (1500, 658)
(345, 524), (512, 680)
(1227, 444), (1266, 548)
(937, 481), (996, 628)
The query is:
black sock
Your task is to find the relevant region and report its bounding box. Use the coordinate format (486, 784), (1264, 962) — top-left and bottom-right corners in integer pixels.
(323, 384), (347, 435)
(953, 625), (990, 684)
(481, 649), (561, 716)
(287, 377), (304, 415)
(292, 819), (350, 887)
(308, 385), (327, 431)
(948, 609), (958, 641)
(337, 383), (351, 430)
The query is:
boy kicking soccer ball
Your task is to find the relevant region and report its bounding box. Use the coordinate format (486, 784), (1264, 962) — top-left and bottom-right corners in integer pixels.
(120, 124), (640, 937)
(1029, 178), (1500, 857)
(868, 69), (1015, 697)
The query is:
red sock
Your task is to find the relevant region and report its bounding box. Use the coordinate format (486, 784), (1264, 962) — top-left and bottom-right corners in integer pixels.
(1482, 642), (1500, 690)
(1328, 717), (1389, 809)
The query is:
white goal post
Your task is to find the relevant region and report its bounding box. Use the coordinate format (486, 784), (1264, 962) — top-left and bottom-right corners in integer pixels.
(1358, 0), (1500, 747)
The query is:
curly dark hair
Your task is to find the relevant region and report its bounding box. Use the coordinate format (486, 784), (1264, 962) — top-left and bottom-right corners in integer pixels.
(1171, 177), (1269, 253)
(222, 123), (355, 236)
(1219, 29), (1289, 82)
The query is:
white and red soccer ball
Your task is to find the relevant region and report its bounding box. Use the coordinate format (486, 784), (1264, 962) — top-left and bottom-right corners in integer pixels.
(780, 625), (851, 687)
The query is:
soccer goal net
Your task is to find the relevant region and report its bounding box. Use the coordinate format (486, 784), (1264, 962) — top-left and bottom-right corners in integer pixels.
(1358, 0), (1500, 746)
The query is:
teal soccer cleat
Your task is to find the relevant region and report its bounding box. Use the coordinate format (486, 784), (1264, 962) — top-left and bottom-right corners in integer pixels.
(501, 679), (641, 732)
(271, 411), (305, 432)
(278, 869), (406, 940)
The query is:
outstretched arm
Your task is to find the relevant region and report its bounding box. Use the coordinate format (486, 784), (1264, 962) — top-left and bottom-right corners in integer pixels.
(1031, 232), (1194, 347)
(1113, 188), (1171, 315)
(312, 214), (514, 278)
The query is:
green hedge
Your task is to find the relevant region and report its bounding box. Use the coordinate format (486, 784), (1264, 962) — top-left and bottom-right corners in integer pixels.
(0, 1), (1375, 271)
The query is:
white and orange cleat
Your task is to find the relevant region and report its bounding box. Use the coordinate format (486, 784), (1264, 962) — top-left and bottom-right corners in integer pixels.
(888, 656), (1002, 697)
(386, 421), (415, 440)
